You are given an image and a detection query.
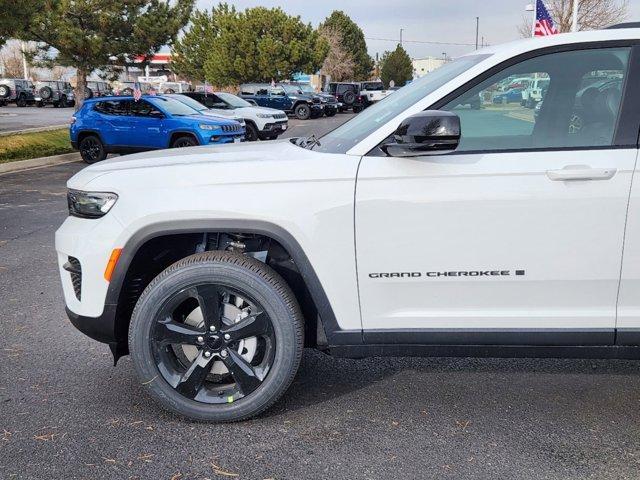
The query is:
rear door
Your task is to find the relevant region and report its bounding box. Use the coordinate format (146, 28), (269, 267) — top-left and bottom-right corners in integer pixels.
(93, 100), (134, 146)
(356, 44), (639, 345)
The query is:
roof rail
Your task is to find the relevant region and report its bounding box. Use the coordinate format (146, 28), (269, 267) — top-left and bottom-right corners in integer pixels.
(606, 22), (640, 29)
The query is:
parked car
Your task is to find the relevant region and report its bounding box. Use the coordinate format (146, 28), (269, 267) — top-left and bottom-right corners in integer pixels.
(239, 83), (323, 120)
(158, 81), (191, 94)
(290, 82), (339, 116)
(358, 81), (393, 108)
(180, 91), (288, 141)
(0, 78), (35, 107)
(492, 88), (525, 104)
(84, 81), (113, 99)
(326, 82), (363, 112)
(56, 25), (640, 423)
(521, 77), (550, 108)
(112, 81), (154, 96)
(34, 80), (74, 107)
(70, 95), (245, 163)
(163, 93), (247, 131)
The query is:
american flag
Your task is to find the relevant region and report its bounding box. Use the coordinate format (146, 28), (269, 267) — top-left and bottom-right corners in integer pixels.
(133, 82), (142, 101)
(534, 0), (558, 36)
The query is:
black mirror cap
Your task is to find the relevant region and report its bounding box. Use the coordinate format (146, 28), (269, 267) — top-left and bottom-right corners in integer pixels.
(382, 110), (461, 157)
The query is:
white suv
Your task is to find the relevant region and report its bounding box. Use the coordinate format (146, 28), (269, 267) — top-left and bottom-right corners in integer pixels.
(183, 91), (288, 141)
(56, 26), (640, 422)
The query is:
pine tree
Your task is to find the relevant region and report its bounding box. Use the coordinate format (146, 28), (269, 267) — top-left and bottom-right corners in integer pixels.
(380, 44), (413, 88)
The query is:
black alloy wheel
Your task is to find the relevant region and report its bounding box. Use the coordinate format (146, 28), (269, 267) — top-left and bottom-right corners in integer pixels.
(172, 136), (198, 148)
(129, 252), (304, 422)
(150, 283), (276, 404)
(16, 94), (27, 107)
(245, 123), (259, 142)
(78, 135), (106, 163)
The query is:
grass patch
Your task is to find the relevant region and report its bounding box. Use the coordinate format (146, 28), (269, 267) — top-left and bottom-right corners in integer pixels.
(0, 128), (74, 163)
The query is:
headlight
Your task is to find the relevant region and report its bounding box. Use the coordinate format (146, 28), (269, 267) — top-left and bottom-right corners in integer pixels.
(67, 189), (118, 219)
(256, 113), (273, 118)
(199, 124), (219, 130)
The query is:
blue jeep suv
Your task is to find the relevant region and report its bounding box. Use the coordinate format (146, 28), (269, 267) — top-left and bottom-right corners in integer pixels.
(70, 95), (245, 163)
(238, 83), (323, 120)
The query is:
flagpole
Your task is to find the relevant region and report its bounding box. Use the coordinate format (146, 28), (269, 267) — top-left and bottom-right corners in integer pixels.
(532, 2), (537, 37)
(571, 0), (579, 32)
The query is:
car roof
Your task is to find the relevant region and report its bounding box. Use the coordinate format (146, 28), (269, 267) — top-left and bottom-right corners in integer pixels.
(466, 27), (640, 59)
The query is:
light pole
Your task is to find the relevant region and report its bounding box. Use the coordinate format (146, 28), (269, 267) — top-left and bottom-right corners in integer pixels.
(400, 28), (403, 46)
(525, 4), (535, 37)
(571, 0), (579, 31)
(475, 17), (479, 50)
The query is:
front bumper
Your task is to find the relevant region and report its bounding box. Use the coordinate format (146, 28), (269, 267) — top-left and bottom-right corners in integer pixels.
(262, 120), (288, 133)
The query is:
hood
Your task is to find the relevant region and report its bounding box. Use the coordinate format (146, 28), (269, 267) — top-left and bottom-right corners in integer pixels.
(177, 114), (238, 125)
(67, 139), (359, 193)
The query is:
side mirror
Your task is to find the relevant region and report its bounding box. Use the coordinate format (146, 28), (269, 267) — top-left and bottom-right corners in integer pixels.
(381, 110), (461, 157)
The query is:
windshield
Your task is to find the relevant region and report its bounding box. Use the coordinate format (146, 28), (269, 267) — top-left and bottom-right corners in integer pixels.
(217, 92), (253, 108)
(313, 54), (490, 154)
(282, 84), (303, 94)
(151, 97), (201, 116)
(166, 94), (206, 112)
(296, 84), (315, 94)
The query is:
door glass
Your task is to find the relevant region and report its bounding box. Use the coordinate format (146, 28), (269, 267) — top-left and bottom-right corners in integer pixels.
(95, 100), (129, 116)
(443, 47), (630, 152)
(130, 100), (163, 117)
(269, 87), (286, 97)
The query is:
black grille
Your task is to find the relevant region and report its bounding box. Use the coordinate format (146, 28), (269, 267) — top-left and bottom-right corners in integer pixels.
(65, 256), (82, 300)
(273, 113), (287, 120)
(221, 124), (242, 133)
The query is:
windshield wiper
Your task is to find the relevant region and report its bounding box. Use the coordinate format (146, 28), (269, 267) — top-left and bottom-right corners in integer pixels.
(301, 134), (321, 149)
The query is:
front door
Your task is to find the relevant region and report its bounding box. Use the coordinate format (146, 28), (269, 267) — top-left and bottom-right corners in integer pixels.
(128, 100), (167, 148)
(356, 45), (637, 345)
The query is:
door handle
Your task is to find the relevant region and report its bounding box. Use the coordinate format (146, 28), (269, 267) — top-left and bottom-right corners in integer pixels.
(546, 165), (616, 181)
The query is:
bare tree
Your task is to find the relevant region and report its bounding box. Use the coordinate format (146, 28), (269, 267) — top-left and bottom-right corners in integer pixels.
(518, 0), (628, 37)
(318, 26), (356, 82)
(0, 40), (25, 77)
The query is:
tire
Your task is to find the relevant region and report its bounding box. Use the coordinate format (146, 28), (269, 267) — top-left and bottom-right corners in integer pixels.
(36, 101), (43, 108)
(171, 135), (199, 148)
(342, 90), (356, 105)
(352, 105), (363, 113)
(16, 94), (27, 107)
(294, 103), (311, 120)
(164, 88), (176, 94)
(78, 134), (106, 163)
(39, 86), (52, 100)
(325, 108), (336, 117)
(245, 122), (259, 142)
(85, 87), (94, 100)
(60, 95), (68, 108)
(121, 87), (133, 96)
(128, 251), (304, 422)
(0, 84), (10, 99)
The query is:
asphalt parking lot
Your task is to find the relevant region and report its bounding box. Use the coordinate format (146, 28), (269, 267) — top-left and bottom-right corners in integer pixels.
(0, 105), (73, 133)
(2, 113), (640, 480)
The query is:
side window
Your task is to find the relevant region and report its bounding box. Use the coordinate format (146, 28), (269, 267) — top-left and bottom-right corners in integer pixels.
(443, 47), (630, 152)
(95, 100), (129, 116)
(240, 85), (255, 95)
(255, 87), (269, 95)
(269, 87), (285, 96)
(130, 100), (162, 117)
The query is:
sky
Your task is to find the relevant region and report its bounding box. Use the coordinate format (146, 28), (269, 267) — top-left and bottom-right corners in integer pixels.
(196, 0), (640, 59)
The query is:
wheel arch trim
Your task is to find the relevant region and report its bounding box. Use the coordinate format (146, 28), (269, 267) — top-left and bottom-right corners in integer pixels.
(106, 219), (359, 345)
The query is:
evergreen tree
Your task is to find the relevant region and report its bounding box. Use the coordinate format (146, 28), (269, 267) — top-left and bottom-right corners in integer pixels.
(380, 44), (413, 88)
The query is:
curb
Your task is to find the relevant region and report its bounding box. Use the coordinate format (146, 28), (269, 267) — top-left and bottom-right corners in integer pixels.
(0, 152), (81, 175)
(0, 124), (69, 137)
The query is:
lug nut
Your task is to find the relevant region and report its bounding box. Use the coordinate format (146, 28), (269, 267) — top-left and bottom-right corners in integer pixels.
(220, 349), (228, 358)
(197, 336), (204, 343)
(204, 351), (211, 358)
(209, 325), (216, 332)
(224, 334), (231, 341)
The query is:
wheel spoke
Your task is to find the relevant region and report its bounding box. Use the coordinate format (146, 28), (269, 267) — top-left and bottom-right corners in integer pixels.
(223, 312), (270, 341)
(195, 284), (222, 331)
(223, 348), (263, 395)
(175, 350), (214, 399)
(155, 318), (203, 346)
